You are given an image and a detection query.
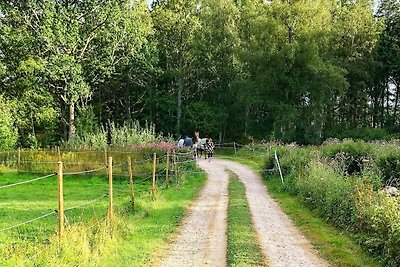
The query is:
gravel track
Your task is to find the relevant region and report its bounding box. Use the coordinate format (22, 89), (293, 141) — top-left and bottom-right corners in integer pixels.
(156, 160), (229, 267)
(156, 158), (328, 267)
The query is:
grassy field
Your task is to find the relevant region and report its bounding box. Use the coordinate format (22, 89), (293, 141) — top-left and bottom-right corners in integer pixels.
(218, 150), (383, 267)
(227, 172), (266, 266)
(0, 163), (206, 266)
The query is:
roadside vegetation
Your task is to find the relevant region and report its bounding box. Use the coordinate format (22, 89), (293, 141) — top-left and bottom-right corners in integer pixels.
(227, 172), (266, 267)
(218, 139), (400, 266)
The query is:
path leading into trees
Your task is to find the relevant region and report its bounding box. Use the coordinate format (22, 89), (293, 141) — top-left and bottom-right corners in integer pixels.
(156, 159), (328, 267)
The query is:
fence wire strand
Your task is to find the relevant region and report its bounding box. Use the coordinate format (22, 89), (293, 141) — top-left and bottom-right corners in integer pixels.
(63, 166), (107, 176)
(64, 194), (108, 212)
(0, 211), (56, 232)
(0, 173), (56, 190)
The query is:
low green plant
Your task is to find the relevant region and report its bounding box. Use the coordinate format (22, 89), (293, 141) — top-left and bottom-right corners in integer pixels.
(355, 183), (400, 266)
(227, 172), (266, 266)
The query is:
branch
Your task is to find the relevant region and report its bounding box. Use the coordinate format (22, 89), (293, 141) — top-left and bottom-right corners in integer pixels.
(79, 15), (109, 58)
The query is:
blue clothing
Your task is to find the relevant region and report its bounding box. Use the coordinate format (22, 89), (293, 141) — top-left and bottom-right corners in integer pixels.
(183, 137), (193, 147)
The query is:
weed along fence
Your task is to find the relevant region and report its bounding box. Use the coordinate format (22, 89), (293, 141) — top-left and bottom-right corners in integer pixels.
(0, 148), (196, 263)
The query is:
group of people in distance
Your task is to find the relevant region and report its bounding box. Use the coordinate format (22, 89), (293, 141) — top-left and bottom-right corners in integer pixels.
(177, 131), (215, 161)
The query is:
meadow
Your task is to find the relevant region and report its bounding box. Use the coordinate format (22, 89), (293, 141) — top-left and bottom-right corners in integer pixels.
(0, 148), (204, 266)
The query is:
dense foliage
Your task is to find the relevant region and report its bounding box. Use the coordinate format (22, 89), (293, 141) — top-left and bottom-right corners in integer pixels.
(0, 0), (399, 147)
(261, 140), (400, 265)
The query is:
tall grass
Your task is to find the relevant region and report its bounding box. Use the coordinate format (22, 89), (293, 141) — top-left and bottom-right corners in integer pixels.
(248, 140), (400, 266)
(64, 121), (172, 150)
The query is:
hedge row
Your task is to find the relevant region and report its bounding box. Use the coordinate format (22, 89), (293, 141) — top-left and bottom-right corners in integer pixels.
(264, 140), (400, 266)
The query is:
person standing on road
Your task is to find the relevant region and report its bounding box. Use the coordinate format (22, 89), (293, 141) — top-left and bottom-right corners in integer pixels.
(205, 138), (214, 161)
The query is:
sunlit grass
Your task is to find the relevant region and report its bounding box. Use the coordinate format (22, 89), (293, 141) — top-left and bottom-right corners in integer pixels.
(227, 172), (266, 266)
(0, 166), (206, 266)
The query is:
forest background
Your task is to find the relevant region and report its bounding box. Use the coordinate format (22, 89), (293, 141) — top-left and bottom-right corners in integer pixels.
(0, 0), (399, 148)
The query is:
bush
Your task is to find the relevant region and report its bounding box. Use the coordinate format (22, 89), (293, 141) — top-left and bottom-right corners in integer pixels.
(374, 145), (400, 187)
(64, 121), (167, 150)
(321, 140), (373, 175)
(0, 97), (18, 149)
(355, 183), (400, 266)
(297, 161), (356, 229)
(325, 127), (391, 142)
(268, 141), (400, 265)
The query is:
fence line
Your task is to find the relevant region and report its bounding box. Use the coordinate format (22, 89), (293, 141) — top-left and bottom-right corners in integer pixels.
(0, 173), (56, 190)
(0, 150), (198, 264)
(0, 211), (56, 232)
(63, 166), (108, 176)
(64, 193), (109, 212)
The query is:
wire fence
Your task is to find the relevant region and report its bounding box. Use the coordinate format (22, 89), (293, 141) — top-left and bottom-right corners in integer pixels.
(0, 149), (198, 238)
(0, 146), (210, 265)
(0, 173), (56, 190)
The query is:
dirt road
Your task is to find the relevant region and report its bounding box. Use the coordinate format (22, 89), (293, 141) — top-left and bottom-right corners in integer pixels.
(156, 158), (328, 267)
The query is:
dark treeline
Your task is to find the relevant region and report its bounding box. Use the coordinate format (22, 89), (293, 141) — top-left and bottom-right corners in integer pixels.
(0, 0), (399, 148)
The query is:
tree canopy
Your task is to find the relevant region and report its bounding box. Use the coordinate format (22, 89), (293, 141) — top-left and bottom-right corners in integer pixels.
(0, 0), (399, 147)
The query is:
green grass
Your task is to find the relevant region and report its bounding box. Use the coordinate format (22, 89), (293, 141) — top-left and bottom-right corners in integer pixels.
(0, 166), (206, 266)
(99, 171), (206, 266)
(227, 172), (266, 267)
(219, 152), (383, 267)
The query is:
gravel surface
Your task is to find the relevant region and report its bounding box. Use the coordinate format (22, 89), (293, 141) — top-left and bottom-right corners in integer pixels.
(217, 159), (329, 267)
(156, 158), (328, 267)
(156, 160), (229, 267)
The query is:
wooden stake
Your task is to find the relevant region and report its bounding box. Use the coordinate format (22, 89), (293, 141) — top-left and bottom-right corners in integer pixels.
(165, 151), (170, 188)
(128, 156), (135, 209)
(57, 146), (61, 162)
(57, 161), (64, 239)
(173, 150), (178, 180)
(152, 153), (156, 197)
(108, 157), (113, 224)
(17, 146), (21, 174)
(233, 142), (237, 155)
(104, 148), (108, 167)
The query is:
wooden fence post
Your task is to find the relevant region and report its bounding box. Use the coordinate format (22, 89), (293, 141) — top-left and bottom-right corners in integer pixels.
(128, 156), (135, 209)
(152, 153), (156, 197)
(165, 151), (170, 188)
(17, 146), (21, 174)
(57, 161), (64, 239)
(233, 142), (237, 155)
(57, 146), (61, 162)
(108, 157), (113, 224)
(173, 150), (178, 181)
(104, 148), (108, 167)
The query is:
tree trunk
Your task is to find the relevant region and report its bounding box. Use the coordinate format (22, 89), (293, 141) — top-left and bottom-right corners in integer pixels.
(61, 100), (68, 141)
(393, 82), (399, 126)
(68, 103), (76, 141)
(386, 83), (390, 127)
(244, 104), (249, 135)
(176, 79), (182, 136)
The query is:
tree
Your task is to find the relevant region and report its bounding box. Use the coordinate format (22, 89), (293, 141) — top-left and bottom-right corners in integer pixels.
(152, 0), (201, 136)
(0, 96), (18, 149)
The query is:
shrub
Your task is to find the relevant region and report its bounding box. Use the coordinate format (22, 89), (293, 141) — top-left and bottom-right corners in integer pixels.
(321, 140), (373, 175)
(325, 127), (390, 142)
(64, 121), (167, 150)
(374, 146), (400, 187)
(355, 182), (400, 266)
(270, 141), (400, 265)
(297, 161), (356, 228)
